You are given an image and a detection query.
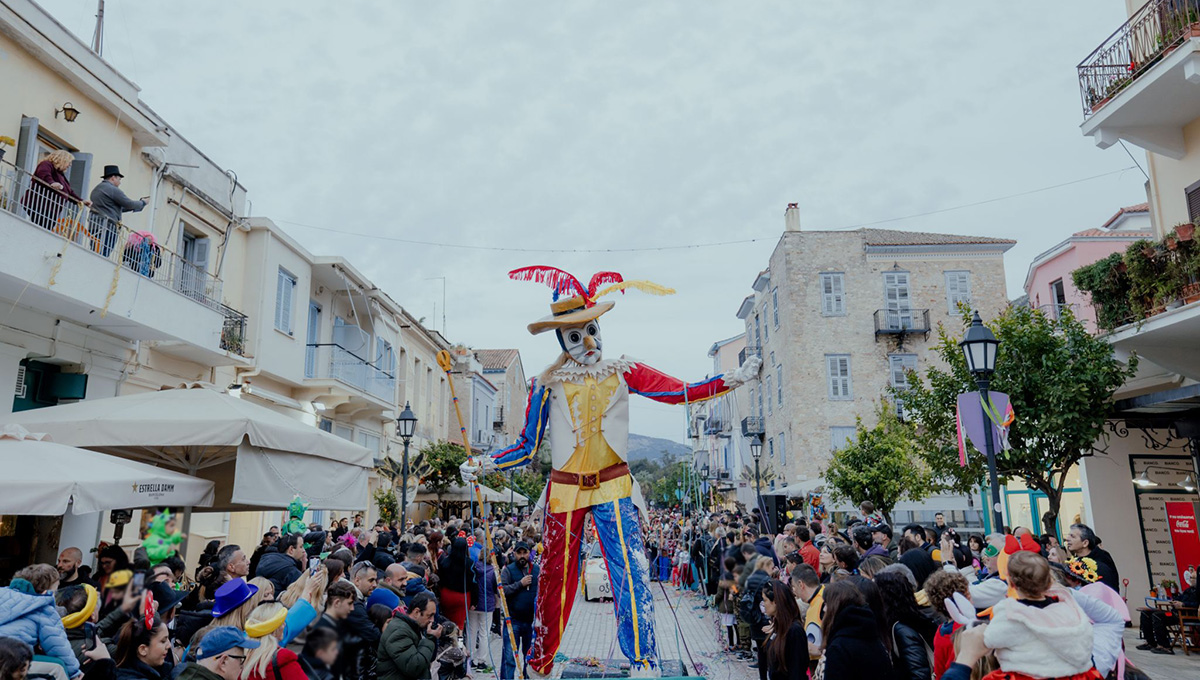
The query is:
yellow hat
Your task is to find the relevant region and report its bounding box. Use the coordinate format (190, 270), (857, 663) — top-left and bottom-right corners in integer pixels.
(107, 570), (132, 588)
(244, 607), (288, 639)
(61, 584), (98, 629)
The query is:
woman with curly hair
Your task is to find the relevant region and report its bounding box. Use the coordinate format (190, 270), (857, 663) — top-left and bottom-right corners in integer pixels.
(22, 149), (89, 230)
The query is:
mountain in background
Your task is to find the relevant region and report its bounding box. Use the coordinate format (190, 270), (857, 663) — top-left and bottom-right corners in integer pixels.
(627, 433), (691, 463)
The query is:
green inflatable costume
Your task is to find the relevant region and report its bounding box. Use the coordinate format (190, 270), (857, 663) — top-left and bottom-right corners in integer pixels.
(283, 496), (308, 536)
(141, 510), (182, 565)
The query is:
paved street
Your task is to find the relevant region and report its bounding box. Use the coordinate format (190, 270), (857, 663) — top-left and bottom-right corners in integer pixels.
(475, 585), (757, 679)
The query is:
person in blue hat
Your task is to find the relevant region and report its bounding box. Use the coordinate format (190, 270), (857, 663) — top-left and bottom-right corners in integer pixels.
(178, 626), (259, 680)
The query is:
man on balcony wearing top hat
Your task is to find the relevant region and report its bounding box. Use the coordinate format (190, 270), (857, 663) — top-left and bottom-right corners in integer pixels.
(465, 267), (761, 677)
(89, 165), (147, 257)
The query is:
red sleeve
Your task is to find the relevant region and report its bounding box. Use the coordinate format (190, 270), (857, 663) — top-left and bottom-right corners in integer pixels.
(623, 362), (734, 405)
(276, 649), (308, 680)
(932, 624), (959, 680)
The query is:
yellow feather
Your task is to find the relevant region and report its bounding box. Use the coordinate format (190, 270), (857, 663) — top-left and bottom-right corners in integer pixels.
(594, 280), (676, 299)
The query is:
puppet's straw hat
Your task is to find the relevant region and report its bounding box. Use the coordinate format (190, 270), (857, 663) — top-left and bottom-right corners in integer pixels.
(509, 266), (675, 335)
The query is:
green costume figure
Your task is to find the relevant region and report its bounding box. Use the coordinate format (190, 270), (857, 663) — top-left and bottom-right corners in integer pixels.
(283, 496), (309, 536)
(141, 510), (183, 565)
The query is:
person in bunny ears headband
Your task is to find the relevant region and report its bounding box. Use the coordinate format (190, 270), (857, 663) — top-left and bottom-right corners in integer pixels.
(463, 267), (761, 675)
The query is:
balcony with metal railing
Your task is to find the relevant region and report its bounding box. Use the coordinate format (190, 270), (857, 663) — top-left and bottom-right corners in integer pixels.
(305, 343), (396, 404)
(873, 308), (931, 347)
(1078, 0), (1200, 157)
(741, 416), (765, 438)
(493, 406), (505, 430)
(0, 160), (248, 361)
(738, 345), (762, 366)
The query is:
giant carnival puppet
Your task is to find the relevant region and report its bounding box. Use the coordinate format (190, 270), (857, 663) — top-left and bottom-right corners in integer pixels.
(467, 267), (761, 675)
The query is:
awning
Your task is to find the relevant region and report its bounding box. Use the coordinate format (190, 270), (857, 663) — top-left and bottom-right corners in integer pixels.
(765, 479), (824, 498)
(1, 384), (372, 510)
(0, 425), (214, 515)
(413, 483), (527, 505)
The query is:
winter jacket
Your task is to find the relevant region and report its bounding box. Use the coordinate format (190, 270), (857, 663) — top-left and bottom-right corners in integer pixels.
(89, 179), (145, 228)
(0, 582), (81, 677)
(255, 550), (302, 594)
(471, 561), (497, 612)
(968, 571), (1009, 610)
(820, 604), (893, 680)
(753, 537), (777, 564)
(983, 586), (1094, 678)
(739, 570), (771, 640)
(115, 660), (166, 680)
(932, 621), (960, 680)
(890, 620), (932, 680)
(501, 562), (538, 623)
(243, 649), (306, 680)
(765, 620), (806, 680)
(174, 662), (222, 680)
(377, 615), (437, 680)
(1074, 583), (1131, 677)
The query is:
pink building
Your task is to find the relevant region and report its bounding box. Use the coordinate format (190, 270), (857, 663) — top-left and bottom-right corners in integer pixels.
(1023, 204), (1152, 333)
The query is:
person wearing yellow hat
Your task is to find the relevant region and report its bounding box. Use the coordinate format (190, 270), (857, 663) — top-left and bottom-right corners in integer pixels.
(57, 584), (101, 667)
(241, 603), (305, 680)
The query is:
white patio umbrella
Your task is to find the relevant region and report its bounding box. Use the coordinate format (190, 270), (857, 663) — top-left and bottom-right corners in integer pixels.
(0, 425), (214, 515)
(1, 384), (373, 510)
(414, 483), (520, 504)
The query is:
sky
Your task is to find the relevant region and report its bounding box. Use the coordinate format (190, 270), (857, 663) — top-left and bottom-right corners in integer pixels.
(40, 1), (1149, 443)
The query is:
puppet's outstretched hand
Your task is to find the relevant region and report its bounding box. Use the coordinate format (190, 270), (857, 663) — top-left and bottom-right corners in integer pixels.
(723, 354), (762, 387)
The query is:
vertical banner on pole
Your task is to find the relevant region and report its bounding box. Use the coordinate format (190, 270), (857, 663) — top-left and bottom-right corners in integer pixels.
(1164, 500), (1200, 586)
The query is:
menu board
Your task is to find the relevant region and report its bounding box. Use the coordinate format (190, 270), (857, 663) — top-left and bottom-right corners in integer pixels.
(1132, 456), (1195, 591)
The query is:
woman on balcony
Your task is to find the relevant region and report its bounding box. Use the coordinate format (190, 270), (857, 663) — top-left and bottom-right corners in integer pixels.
(22, 150), (88, 231)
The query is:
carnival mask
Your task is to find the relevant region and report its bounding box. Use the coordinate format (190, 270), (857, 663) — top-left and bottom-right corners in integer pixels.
(558, 321), (602, 365)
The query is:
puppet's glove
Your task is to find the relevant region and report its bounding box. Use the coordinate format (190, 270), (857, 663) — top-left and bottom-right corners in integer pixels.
(459, 456), (496, 482)
(723, 354), (762, 387)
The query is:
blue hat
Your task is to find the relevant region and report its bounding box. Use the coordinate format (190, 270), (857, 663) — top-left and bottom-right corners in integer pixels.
(211, 578), (258, 618)
(367, 587), (401, 611)
(196, 626), (260, 660)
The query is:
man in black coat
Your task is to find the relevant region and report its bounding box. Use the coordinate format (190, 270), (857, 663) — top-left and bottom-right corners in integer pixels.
(254, 533), (305, 593)
(1066, 523), (1120, 592)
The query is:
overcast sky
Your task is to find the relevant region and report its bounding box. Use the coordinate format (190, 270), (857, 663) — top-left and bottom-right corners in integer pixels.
(41, 1), (1148, 443)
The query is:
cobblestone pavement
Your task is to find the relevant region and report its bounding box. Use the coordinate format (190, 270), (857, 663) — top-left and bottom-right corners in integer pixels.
(475, 585), (758, 679)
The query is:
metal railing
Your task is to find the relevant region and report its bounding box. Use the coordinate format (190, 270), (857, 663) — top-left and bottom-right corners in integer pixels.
(873, 308), (931, 334)
(1078, 0), (1200, 115)
(493, 406), (504, 429)
(738, 345), (762, 365)
(704, 418), (728, 435)
(305, 343), (396, 402)
(741, 416), (765, 437)
(220, 305), (248, 356)
(0, 159), (227, 312)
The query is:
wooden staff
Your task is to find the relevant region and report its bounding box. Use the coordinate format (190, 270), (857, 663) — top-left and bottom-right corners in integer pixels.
(436, 350), (523, 679)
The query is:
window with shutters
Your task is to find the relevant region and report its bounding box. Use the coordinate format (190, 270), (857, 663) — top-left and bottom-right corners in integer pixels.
(179, 228), (211, 301)
(888, 354), (918, 390)
(778, 433), (786, 465)
(333, 423), (354, 441)
(826, 354), (852, 400)
(754, 314), (762, 347)
(776, 365), (783, 405)
(772, 288), (780, 329)
(765, 375), (773, 415)
(757, 384), (764, 418)
(768, 437), (775, 458)
(275, 268), (297, 334)
(1050, 279), (1068, 318)
(749, 387), (756, 418)
(820, 273), (846, 316)
(830, 426), (857, 451)
(944, 271), (971, 314)
(883, 271), (912, 329)
(761, 309), (769, 344)
(1187, 178), (1200, 223)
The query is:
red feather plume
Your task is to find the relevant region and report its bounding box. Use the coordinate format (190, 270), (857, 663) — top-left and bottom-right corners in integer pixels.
(508, 266), (586, 298)
(587, 271), (624, 297)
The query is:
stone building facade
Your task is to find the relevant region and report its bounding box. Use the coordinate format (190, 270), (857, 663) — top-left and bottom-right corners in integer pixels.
(735, 205), (1013, 523)
(475, 349), (529, 444)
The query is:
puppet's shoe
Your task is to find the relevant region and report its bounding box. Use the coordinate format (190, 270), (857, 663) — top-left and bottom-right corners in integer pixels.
(629, 662), (660, 678)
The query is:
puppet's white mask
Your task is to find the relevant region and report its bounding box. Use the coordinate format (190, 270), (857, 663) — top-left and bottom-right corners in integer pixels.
(558, 321), (602, 366)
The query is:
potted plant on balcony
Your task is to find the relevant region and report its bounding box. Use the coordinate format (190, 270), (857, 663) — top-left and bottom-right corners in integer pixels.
(1125, 240), (1163, 317)
(0, 135), (13, 163)
(1072, 252), (1134, 331)
(1175, 222), (1195, 242)
(220, 326), (244, 355)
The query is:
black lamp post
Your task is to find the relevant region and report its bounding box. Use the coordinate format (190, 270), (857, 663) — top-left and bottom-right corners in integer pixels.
(749, 434), (764, 529)
(959, 311), (1003, 533)
(396, 402), (417, 530)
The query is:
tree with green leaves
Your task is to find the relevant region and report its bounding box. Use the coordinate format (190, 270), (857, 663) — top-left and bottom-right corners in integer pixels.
(899, 306), (1135, 534)
(419, 440), (470, 515)
(821, 400), (930, 525)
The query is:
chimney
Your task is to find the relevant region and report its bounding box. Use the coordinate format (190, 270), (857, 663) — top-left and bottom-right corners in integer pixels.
(784, 203), (800, 232)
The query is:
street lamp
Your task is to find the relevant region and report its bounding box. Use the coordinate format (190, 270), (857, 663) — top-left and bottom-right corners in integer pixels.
(959, 311), (1004, 533)
(749, 434), (764, 530)
(396, 402), (417, 530)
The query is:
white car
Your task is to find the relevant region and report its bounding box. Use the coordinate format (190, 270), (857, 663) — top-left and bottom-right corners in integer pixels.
(583, 542), (613, 601)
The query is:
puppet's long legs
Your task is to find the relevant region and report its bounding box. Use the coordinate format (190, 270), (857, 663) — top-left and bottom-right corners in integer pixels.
(528, 505), (587, 674)
(593, 497), (658, 671)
